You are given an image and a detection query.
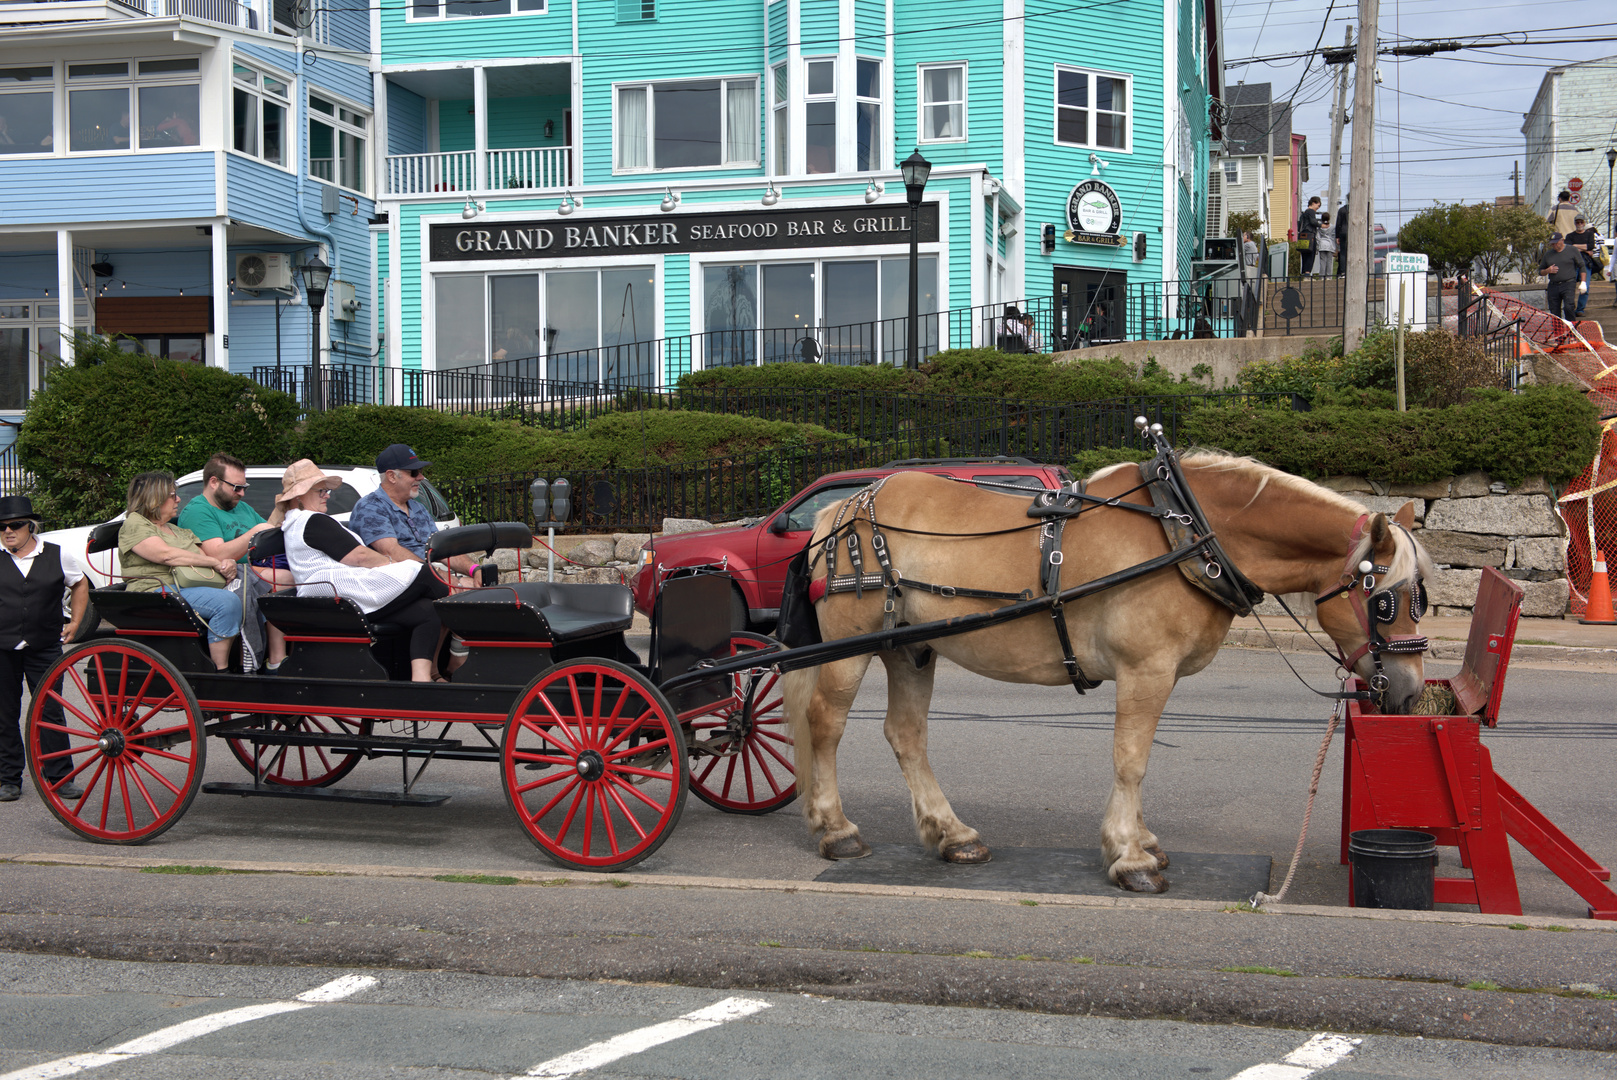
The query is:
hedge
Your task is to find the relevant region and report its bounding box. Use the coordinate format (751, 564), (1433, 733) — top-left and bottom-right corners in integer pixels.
(18, 340), (301, 527)
(294, 404), (853, 478)
(1180, 384), (1598, 486)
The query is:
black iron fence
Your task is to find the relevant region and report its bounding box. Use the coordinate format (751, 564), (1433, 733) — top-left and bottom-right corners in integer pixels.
(0, 438), (29, 497)
(251, 362), (380, 409)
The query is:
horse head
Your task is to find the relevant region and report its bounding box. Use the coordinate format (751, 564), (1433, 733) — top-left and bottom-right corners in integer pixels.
(1313, 502), (1434, 715)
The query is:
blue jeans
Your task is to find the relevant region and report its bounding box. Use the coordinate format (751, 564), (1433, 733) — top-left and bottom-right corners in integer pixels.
(176, 586), (244, 643)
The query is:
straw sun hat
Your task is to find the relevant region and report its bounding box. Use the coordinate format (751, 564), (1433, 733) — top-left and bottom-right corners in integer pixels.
(275, 459), (342, 506)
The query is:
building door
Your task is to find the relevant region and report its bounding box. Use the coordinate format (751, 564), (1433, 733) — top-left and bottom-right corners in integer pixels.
(1052, 266), (1125, 348)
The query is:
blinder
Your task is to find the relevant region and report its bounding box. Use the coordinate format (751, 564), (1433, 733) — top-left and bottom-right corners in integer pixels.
(1316, 518), (1431, 699)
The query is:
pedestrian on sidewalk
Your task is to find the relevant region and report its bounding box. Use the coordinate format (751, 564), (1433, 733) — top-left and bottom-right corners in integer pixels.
(0, 496), (89, 804)
(1540, 232), (1582, 323)
(1334, 204), (1349, 277)
(1314, 213), (1336, 277)
(1298, 197), (1321, 277)
(1566, 215), (1598, 317)
(1547, 190), (1579, 239)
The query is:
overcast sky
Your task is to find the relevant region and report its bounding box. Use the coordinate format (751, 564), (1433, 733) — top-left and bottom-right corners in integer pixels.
(1220, 0), (1617, 233)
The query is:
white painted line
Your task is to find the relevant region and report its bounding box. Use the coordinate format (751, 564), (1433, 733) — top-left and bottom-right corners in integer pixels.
(525, 996), (772, 1078)
(0, 974), (378, 1080)
(1228, 1033), (1362, 1079)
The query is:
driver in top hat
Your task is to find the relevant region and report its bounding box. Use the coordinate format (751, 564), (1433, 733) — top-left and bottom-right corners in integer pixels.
(348, 444), (482, 584)
(0, 495), (89, 803)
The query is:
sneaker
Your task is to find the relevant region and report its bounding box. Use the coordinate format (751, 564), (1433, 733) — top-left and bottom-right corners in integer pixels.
(52, 782), (84, 801)
(0, 783), (20, 802)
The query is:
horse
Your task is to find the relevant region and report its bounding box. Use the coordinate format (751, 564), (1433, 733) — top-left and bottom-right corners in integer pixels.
(781, 453), (1434, 893)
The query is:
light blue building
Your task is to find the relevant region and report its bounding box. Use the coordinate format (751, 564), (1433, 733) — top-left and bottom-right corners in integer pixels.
(0, 0), (377, 449)
(373, 0), (1226, 387)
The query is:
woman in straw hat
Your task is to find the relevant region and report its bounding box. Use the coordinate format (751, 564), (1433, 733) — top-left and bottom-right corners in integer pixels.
(274, 460), (450, 682)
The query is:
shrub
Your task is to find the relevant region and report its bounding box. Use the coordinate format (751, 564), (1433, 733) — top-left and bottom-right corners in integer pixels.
(1182, 384), (1597, 485)
(679, 363), (923, 393)
(18, 337), (301, 526)
(1237, 326), (1507, 409)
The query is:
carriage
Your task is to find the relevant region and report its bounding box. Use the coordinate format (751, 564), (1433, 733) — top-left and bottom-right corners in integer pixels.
(24, 519), (795, 870)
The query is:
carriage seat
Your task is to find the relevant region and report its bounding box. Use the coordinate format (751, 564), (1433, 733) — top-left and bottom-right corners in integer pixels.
(435, 582), (635, 645)
(84, 521), (216, 665)
(249, 528), (407, 679)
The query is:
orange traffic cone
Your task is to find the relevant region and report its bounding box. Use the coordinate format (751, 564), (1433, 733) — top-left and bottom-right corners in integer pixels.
(1580, 548), (1617, 625)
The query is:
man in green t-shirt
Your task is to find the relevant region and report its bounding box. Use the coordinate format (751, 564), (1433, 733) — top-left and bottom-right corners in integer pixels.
(177, 452), (285, 669)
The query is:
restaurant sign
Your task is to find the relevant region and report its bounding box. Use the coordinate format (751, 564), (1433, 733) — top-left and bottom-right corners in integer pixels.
(1064, 180), (1125, 247)
(431, 202), (940, 261)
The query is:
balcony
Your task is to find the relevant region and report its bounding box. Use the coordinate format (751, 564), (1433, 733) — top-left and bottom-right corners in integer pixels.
(0, 0), (256, 27)
(385, 146), (569, 196)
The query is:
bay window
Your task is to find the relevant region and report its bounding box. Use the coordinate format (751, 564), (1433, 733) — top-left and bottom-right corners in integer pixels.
(804, 58), (835, 174)
(855, 58), (881, 171)
(233, 63), (289, 167)
(310, 94), (368, 193)
(68, 58), (200, 153)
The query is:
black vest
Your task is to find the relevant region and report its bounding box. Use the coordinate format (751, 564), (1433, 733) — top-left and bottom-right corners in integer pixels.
(0, 540), (68, 650)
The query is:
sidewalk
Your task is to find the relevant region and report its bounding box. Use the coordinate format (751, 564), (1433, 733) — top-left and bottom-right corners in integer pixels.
(1225, 611), (1617, 667)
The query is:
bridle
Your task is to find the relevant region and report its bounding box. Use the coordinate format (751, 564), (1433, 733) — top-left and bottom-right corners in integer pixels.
(1314, 514), (1429, 694)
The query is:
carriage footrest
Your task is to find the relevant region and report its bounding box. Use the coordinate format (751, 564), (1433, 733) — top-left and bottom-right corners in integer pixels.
(229, 730), (462, 753)
(201, 782), (450, 807)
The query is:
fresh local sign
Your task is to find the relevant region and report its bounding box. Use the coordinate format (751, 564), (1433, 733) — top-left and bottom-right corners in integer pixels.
(1384, 252), (1429, 274)
(430, 202), (940, 261)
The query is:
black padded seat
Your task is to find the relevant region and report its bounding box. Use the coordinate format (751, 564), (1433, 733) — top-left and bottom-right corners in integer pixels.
(436, 582), (634, 644)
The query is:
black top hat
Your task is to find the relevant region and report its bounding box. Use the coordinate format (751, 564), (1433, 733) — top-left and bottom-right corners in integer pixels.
(0, 495), (41, 522)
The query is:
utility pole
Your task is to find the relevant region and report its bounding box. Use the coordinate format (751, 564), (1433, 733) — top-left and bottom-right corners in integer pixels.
(1343, 0), (1379, 351)
(1327, 25), (1352, 220)
(1511, 161), (1520, 205)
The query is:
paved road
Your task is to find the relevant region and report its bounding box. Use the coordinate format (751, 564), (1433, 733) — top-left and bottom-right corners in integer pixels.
(2, 954), (1612, 1079)
(3, 646), (1611, 918)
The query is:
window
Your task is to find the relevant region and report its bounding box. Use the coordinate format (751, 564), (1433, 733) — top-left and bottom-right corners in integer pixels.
(0, 66), (54, 156)
(771, 63), (789, 174)
(1055, 66), (1129, 151)
(919, 63), (965, 142)
(615, 0), (654, 20)
(614, 78), (758, 171)
(310, 94), (368, 193)
(1, 302), (88, 411)
(804, 58), (835, 174)
(411, 0), (543, 18)
(68, 58), (200, 153)
(1222, 158), (1240, 185)
(233, 63), (289, 167)
(855, 58), (881, 171)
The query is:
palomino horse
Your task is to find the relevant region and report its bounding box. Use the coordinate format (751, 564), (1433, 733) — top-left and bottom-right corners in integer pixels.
(782, 453), (1434, 892)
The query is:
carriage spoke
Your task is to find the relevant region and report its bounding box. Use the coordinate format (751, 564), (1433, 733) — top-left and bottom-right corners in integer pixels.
(753, 734), (795, 770)
(601, 781), (649, 842)
(511, 752), (575, 768)
(129, 744), (195, 765)
(128, 693), (181, 731)
(594, 690), (636, 754)
(565, 674), (589, 744)
(612, 763), (678, 782)
(42, 689), (104, 736)
(73, 757), (110, 813)
(67, 664), (109, 727)
(556, 782), (588, 842)
(514, 769), (574, 796)
(605, 736), (672, 762)
(116, 761), (137, 831)
(596, 787), (621, 854)
(97, 760), (114, 830)
(605, 773), (667, 815)
(125, 722), (193, 743)
(694, 753), (725, 785)
(127, 751), (187, 798)
(718, 753), (739, 799)
(123, 758), (162, 817)
(747, 742), (786, 796)
(579, 782), (595, 853)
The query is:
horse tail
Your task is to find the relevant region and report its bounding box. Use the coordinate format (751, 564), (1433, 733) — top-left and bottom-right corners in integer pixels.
(783, 665), (821, 806)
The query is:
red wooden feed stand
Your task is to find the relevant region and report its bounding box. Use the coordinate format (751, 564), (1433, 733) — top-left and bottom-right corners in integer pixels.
(1341, 567), (1617, 920)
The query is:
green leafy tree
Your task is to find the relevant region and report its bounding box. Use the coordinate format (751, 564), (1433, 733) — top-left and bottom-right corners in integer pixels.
(1396, 202), (1493, 276)
(1490, 204), (1552, 285)
(1227, 210), (1265, 246)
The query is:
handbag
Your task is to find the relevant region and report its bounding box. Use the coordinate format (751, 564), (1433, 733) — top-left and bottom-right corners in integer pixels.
(173, 564), (227, 589)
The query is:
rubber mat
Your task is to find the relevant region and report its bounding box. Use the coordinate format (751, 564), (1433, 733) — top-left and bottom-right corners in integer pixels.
(814, 845), (1272, 902)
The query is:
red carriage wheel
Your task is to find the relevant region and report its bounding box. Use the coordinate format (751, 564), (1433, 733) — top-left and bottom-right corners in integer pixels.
(225, 715), (373, 787)
(501, 658), (687, 871)
(26, 640), (205, 845)
(685, 631), (796, 815)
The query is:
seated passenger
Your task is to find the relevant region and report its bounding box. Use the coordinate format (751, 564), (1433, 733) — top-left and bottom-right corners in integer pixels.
(274, 460), (450, 683)
(118, 471), (244, 672)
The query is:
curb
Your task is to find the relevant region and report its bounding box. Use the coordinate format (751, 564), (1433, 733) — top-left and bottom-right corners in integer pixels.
(1221, 628), (1617, 666)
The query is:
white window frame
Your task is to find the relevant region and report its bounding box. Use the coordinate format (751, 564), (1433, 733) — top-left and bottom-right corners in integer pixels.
(308, 90), (370, 196)
(406, 0), (545, 22)
(230, 60), (293, 172)
(917, 61), (967, 144)
(771, 61), (789, 175)
(0, 63), (56, 160)
(802, 56), (837, 175)
(611, 75), (760, 174)
(1222, 158), (1240, 186)
(854, 56), (882, 172)
(1053, 65), (1132, 154)
(65, 56), (202, 156)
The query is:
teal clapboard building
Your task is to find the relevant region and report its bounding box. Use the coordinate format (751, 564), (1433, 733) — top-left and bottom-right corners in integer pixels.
(373, 0), (1224, 383)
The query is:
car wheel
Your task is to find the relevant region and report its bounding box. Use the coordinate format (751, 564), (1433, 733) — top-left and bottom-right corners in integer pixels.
(730, 587), (749, 632)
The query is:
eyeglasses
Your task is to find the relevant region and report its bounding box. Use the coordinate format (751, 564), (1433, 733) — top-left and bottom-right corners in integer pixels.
(167, 492), (181, 501)
(0, 520), (32, 531)
(314, 488), (331, 498)
(404, 469), (423, 478)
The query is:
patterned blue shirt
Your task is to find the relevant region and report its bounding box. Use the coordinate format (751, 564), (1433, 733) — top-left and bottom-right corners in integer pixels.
(348, 488), (437, 557)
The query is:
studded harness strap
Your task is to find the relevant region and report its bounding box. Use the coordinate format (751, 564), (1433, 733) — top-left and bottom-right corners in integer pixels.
(1313, 514), (1430, 693)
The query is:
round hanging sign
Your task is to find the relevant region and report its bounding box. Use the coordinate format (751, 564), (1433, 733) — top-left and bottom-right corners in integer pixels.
(1065, 180), (1124, 246)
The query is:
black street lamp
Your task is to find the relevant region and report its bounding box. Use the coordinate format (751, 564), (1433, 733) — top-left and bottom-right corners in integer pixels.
(1607, 147), (1616, 255)
(299, 255), (331, 411)
(901, 149), (932, 369)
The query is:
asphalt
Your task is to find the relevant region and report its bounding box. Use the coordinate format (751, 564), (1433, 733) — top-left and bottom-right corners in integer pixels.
(1224, 612), (1617, 669)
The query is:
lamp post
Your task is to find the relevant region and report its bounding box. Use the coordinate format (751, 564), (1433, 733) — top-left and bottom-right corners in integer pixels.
(299, 255), (331, 412)
(1607, 147), (1616, 253)
(901, 149), (932, 369)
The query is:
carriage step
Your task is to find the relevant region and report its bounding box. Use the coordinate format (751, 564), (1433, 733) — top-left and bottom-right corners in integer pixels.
(201, 782), (450, 807)
(229, 730), (462, 752)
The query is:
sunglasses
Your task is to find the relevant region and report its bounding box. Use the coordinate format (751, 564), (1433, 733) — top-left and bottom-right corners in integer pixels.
(223, 482), (248, 494)
(0, 520), (32, 531)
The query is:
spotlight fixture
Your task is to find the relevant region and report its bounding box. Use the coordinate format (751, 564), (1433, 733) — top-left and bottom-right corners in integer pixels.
(90, 261), (114, 278)
(1088, 152), (1109, 176)
(558, 189), (579, 215)
(461, 196), (484, 220)
(864, 178), (884, 203)
(761, 181), (780, 207)
(660, 187), (680, 212)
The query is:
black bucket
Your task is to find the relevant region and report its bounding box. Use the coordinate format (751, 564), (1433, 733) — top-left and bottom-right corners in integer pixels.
(1349, 829), (1437, 910)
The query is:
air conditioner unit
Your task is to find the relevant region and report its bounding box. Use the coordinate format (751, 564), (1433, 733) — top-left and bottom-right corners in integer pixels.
(234, 252), (293, 291)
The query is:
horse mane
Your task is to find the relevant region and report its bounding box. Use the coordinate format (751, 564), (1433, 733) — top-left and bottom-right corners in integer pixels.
(1176, 451), (1435, 592)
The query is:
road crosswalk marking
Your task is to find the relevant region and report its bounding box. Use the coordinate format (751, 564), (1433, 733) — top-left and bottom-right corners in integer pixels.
(0, 973), (378, 1080)
(524, 996), (773, 1078)
(1227, 1032), (1362, 1079)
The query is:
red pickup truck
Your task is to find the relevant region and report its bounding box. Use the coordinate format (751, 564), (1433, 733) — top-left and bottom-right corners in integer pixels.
(630, 457), (1074, 630)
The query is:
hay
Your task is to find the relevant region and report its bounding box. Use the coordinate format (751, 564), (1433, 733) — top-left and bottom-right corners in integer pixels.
(1413, 682), (1458, 716)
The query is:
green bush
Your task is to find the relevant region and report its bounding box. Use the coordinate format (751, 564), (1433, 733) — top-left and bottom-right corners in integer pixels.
(17, 337), (301, 527)
(294, 404), (851, 478)
(679, 362), (923, 393)
(1182, 384), (1597, 485)
(1237, 326), (1508, 409)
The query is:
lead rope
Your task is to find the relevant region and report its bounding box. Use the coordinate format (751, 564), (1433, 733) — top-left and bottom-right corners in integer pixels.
(1251, 697), (1343, 908)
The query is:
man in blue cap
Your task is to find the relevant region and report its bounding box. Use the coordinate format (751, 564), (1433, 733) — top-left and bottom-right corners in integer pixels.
(1539, 233), (1582, 324)
(349, 444), (481, 580)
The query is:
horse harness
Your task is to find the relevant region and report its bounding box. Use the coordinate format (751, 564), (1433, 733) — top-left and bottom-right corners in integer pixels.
(812, 446), (1266, 696)
(1312, 514), (1430, 694)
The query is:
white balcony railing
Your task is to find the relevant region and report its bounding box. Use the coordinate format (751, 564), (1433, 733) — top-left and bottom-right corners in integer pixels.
(384, 147), (569, 196)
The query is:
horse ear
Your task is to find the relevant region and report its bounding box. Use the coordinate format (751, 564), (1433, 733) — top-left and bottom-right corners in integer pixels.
(1393, 500), (1416, 530)
(1368, 512), (1390, 546)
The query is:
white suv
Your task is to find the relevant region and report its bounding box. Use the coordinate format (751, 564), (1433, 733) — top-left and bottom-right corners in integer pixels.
(41, 464), (461, 589)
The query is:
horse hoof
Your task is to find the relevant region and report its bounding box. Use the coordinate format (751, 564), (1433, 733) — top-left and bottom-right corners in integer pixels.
(942, 841), (992, 864)
(822, 835), (872, 860)
(1114, 867), (1169, 893)
(1145, 844), (1170, 870)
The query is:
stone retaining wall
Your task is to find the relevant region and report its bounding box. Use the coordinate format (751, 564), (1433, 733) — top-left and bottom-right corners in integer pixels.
(480, 519), (725, 587)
